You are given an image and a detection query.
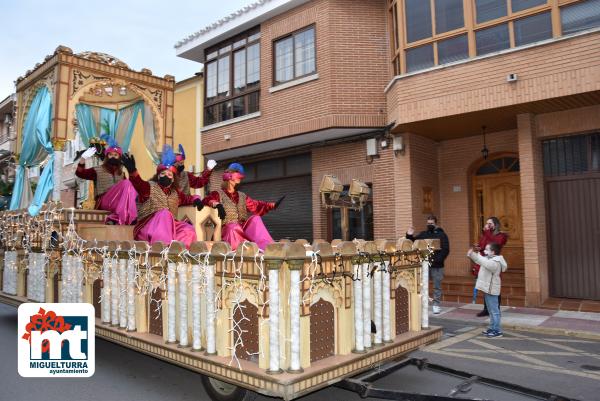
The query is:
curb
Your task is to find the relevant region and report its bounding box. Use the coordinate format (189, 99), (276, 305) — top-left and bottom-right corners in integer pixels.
(433, 316), (600, 341)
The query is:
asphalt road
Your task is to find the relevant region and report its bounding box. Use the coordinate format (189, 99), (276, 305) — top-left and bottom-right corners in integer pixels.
(1, 303), (598, 401)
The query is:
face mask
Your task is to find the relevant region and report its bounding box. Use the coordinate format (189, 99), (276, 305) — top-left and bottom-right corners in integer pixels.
(427, 224), (435, 231)
(177, 165), (185, 173)
(158, 176), (173, 187)
(107, 158), (121, 166)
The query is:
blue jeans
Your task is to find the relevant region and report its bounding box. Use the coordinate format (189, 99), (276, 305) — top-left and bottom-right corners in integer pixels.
(430, 267), (444, 306)
(484, 293), (501, 333)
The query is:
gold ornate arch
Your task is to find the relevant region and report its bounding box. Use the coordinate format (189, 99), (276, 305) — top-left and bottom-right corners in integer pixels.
(308, 280), (344, 308)
(393, 269), (418, 293)
(68, 77), (164, 148)
(222, 280), (261, 309)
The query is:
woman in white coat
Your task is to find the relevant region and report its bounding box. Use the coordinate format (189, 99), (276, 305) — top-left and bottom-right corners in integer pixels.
(467, 242), (508, 338)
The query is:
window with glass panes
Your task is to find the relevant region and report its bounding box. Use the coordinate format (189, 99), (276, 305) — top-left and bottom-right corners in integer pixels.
(204, 28), (261, 126)
(388, 0), (600, 75)
(273, 25), (316, 84)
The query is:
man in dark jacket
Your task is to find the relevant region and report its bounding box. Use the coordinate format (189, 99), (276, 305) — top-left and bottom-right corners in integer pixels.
(406, 215), (450, 314)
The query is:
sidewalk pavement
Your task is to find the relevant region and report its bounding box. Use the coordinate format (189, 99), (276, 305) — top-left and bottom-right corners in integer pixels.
(433, 301), (600, 338)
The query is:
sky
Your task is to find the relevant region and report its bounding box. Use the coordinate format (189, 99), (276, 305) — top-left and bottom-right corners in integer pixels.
(0, 0), (252, 96)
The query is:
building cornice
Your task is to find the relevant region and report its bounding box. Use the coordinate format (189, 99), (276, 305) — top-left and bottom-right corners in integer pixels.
(175, 0), (310, 62)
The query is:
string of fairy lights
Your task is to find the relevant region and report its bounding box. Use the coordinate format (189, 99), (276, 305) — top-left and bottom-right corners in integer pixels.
(0, 205), (433, 371)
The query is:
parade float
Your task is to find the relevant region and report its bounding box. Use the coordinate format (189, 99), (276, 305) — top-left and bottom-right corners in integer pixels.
(0, 48), (441, 401)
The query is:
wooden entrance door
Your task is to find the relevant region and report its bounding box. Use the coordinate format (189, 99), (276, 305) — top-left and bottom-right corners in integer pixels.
(472, 156), (524, 270)
(310, 298), (335, 362)
(233, 299), (259, 362)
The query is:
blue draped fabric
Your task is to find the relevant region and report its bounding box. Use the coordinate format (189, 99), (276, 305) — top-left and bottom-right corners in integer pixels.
(75, 103), (97, 146)
(76, 101), (143, 153)
(9, 86), (53, 215)
(99, 108), (116, 138)
(115, 101), (143, 152)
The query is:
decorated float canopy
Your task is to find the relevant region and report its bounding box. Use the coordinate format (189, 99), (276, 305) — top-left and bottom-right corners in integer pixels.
(10, 46), (175, 214)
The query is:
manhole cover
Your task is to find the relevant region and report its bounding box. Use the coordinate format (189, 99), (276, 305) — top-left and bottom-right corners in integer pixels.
(581, 364), (600, 371)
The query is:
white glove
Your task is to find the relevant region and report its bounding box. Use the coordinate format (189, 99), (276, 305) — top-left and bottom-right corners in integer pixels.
(207, 159), (217, 170)
(81, 147), (97, 160)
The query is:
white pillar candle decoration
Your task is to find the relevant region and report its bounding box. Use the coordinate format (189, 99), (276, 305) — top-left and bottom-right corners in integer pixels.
(191, 263), (202, 351)
(289, 268), (301, 371)
(127, 259), (136, 331)
(382, 261), (391, 342)
(2, 250), (18, 295)
(421, 259), (429, 329)
(27, 253), (34, 300)
(75, 258), (84, 303)
(111, 256), (119, 326)
(52, 150), (64, 202)
(373, 265), (383, 345)
(40, 252), (46, 302)
(27, 252), (46, 302)
(353, 263), (364, 352)
(101, 258), (111, 324)
(60, 254), (72, 303)
(178, 262), (188, 347)
(268, 267), (281, 372)
(118, 258), (127, 328)
(206, 261), (216, 354)
(38, 253), (47, 302)
(362, 263), (372, 349)
(167, 262), (177, 343)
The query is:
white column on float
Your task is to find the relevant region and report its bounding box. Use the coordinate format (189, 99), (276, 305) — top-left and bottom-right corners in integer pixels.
(101, 258), (111, 324)
(362, 262), (372, 349)
(191, 263), (202, 351)
(178, 262), (189, 347)
(60, 254), (71, 303)
(382, 260), (392, 342)
(52, 151), (64, 202)
(118, 258), (127, 328)
(268, 267), (281, 372)
(126, 258), (136, 331)
(373, 265), (383, 345)
(110, 256), (119, 326)
(167, 262), (177, 343)
(205, 262), (216, 354)
(289, 267), (301, 371)
(26, 253), (35, 300)
(75, 258), (84, 303)
(421, 258), (430, 329)
(353, 262), (364, 352)
(2, 250), (18, 295)
(28, 252), (46, 302)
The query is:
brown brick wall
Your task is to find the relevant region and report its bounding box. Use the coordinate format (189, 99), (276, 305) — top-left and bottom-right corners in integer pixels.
(407, 134), (439, 228)
(517, 114), (548, 306)
(202, 0), (390, 155)
(536, 105), (600, 138)
(387, 31), (600, 125)
(311, 140), (398, 240)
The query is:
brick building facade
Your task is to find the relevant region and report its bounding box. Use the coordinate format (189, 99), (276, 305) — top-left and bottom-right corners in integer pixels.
(177, 0), (600, 306)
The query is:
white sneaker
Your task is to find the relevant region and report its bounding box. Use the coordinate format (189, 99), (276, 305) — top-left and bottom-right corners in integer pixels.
(433, 306), (441, 314)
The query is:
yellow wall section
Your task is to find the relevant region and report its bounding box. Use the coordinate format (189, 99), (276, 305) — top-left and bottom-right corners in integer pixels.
(174, 87), (197, 168)
(174, 76), (204, 193)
